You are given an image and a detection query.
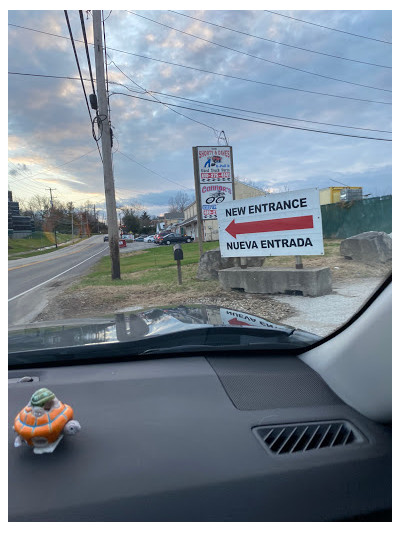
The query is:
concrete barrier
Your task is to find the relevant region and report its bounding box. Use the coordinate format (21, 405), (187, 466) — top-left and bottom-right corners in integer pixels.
(218, 267), (332, 297)
(197, 248), (264, 280)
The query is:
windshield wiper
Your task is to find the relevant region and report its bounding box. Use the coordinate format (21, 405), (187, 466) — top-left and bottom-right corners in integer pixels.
(9, 325), (319, 369)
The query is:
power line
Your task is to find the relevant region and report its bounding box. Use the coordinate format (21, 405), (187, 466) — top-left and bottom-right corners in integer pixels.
(110, 92), (392, 142)
(78, 10), (96, 94)
(117, 151), (192, 190)
(168, 10), (391, 69)
(140, 89), (392, 134)
(8, 23), (392, 106)
(7, 148), (99, 183)
(264, 10), (392, 45)
(8, 71), (392, 134)
(8, 171), (46, 195)
(8, 162), (58, 194)
(110, 60), (220, 136)
(127, 11), (391, 93)
(64, 11), (103, 163)
(102, 11), (111, 119)
(109, 73), (392, 134)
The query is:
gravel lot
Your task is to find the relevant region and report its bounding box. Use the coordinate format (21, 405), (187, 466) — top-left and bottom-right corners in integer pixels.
(269, 277), (386, 336)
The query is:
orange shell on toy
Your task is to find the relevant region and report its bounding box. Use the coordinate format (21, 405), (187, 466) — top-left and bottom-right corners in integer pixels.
(14, 402), (74, 447)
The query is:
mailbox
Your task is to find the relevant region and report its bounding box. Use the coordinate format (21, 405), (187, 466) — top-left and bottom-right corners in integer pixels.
(173, 244), (184, 261)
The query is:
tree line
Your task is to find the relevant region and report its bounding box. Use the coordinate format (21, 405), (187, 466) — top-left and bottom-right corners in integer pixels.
(16, 191), (195, 236)
(17, 195), (107, 235)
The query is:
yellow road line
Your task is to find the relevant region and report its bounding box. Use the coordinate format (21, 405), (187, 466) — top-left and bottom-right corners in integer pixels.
(8, 244), (98, 271)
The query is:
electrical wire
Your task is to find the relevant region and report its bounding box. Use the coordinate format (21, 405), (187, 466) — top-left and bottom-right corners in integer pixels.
(264, 10), (392, 44)
(79, 10), (96, 94)
(127, 11), (391, 93)
(7, 149), (99, 183)
(102, 10), (111, 118)
(168, 10), (391, 69)
(8, 71), (392, 134)
(117, 151), (192, 190)
(79, 10), (109, 146)
(8, 169), (47, 195)
(8, 163), (59, 195)
(138, 88), (393, 134)
(110, 60), (220, 136)
(110, 92), (392, 141)
(64, 11), (103, 163)
(8, 23), (392, 105)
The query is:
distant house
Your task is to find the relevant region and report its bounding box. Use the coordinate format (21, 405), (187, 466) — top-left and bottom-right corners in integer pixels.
(156, 221), (165, 233)
(155, 212), (184, 234)
(180, 180), (265, 242)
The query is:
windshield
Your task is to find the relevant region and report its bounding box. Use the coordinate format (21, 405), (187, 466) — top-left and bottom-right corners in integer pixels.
(8, 9), (391, 363)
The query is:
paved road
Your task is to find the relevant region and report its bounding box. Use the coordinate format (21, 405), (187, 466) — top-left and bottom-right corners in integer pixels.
(8, 236), (154, 326)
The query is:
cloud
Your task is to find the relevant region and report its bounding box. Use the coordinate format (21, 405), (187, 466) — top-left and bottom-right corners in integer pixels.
(8, 8), (392, 215)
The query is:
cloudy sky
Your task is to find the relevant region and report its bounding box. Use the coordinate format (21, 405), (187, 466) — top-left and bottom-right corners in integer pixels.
(8, 5), (392, 219)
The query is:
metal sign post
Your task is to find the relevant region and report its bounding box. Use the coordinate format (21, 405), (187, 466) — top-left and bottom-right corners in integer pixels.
(192, 147), (204, 256)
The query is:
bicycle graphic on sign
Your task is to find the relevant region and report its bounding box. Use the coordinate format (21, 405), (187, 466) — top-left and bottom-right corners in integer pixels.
(205, 190), (226, 204)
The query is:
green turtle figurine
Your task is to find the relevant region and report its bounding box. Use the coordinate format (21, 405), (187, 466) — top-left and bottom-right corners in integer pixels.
(13, 388), (81, 454)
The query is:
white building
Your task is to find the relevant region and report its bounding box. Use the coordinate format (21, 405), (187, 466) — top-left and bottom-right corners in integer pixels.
(180, 180), (266, 242)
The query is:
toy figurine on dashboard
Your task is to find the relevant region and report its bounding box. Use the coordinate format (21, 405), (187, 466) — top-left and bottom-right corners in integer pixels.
(13, 388), (81, 454)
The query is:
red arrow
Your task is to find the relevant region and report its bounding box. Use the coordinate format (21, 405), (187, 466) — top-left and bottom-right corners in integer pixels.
(225, 215), (314, 239)
(228, 317), (254, 326)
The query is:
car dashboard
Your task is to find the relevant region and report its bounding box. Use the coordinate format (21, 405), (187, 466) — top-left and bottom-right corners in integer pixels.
(8, 352), (391, 521)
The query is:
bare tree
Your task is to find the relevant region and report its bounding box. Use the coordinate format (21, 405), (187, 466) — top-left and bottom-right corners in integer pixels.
(168, 191), (194, 216)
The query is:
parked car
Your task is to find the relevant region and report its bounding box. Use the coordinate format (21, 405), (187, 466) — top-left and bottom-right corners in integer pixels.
(144, 235), (155, 243)
(103, 235), (109, 242)
(135, 236), (145, 242)
(154, 231), (171, 244)
(159, 233), (194, 245)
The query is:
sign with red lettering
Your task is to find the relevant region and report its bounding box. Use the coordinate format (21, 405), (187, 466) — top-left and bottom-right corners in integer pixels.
(194, 146), (234, 220)
(196, 147), (232, 183)
(217, 188), (324, 257)
(220, 308), (291, 331)
(201, 183), (233, 219)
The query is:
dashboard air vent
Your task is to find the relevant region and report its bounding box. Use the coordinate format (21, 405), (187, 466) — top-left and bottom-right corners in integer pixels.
(254, 421), (365, 455)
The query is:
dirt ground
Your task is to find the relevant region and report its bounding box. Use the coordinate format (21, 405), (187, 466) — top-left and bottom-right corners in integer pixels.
(35, 282), (294, 325)
(35, 249), (391, 327)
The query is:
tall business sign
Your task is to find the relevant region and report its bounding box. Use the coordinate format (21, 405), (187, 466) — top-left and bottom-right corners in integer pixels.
(193, 146), (234, 220)
(217, 188), (324, 257)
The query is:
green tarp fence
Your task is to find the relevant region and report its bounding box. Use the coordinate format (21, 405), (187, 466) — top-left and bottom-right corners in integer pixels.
(321, 195), (392, 239)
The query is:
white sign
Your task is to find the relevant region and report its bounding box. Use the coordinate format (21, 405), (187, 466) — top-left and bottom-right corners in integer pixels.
(194, 146), (234, 220)
(200, 182), (234, 220)
(217, 188), (324, 257)
(220, 308), (289, 331)
(196, 146), (232, 183)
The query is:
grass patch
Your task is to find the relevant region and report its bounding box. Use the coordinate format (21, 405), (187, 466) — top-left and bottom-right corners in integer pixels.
(77, 240), (219, 287)
(8, 232), (84, 259)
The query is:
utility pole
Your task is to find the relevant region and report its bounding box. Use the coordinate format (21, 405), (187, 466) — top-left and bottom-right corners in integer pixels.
(93, 10), (120, 279)
(46, 187), (58, 248)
